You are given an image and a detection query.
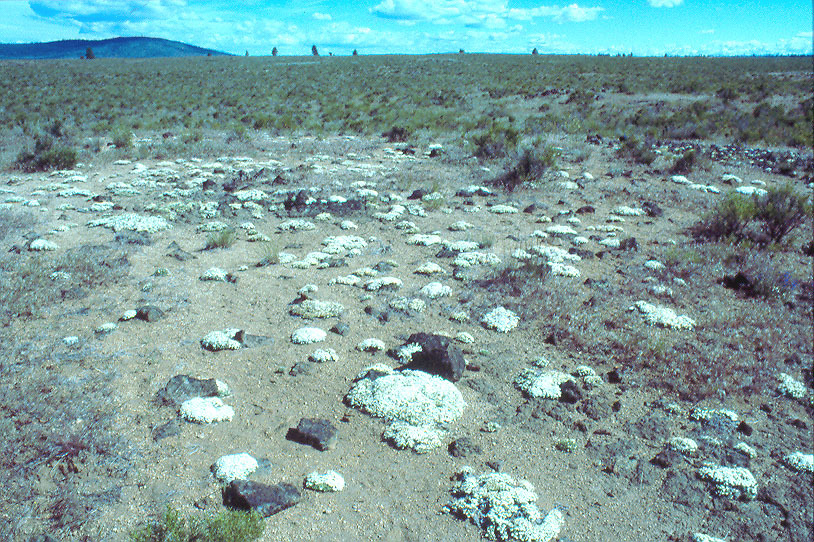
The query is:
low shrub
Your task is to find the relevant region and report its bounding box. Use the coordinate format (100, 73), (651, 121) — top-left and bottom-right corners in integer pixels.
(693, 184), (811, 245)
(489, 145), (558, 191)
(130, 507), (264, 542)
(256, 240), (279, 266)
(616, 135), (656, 165)
(205, 229), (236, 250)
(14, 134), (78, 172)
(754, 182), (811, 243)
(111, 125), (134, 148)
(471, 122), (520, 160)
(670, 149), (697, 174)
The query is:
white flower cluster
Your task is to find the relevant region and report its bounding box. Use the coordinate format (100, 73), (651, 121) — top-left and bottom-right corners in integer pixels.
(407, 234), (443, 246)
(30, 239), (58, 251)
(389, 297), (426, 313)
(453, 251), (501, 268)
(443, 240), (481, 252)
(693, 534), (727, 542)
(196, 221), (228, 232)
(667, 437), (699, 455)
(322, 235), (367, 254)
(357, 338), (386, 352)
(278, 218), (315, 231)
(346, 364), (466, 453)
(612, 205), (645, 216)
(783, 451), (814, 473)
(212, 453), (258, 482)
(291, 327), (327, 344)
(364, 277), (403, 291)
(448, 220), (473, 231)
(88, 213), (171, 233)
(481, 306), (519, 333)
(489, 204), (518, 214)
(201, 329), (243, 351)
(690, 407), (738, 423)
(309, 348), (338, 363)
(777, 372), (807, 400)
(446, 469), (563, 542)
(180, 397), (234, 424)
(414, 262), (447, 275)
(420, 282), (452, 299)
(200, 267), (229, 282)
(289, 299), (344, 318)
(305, 470), (345, 492)
(546, 224), (578, 237)
(633, 301), (696, 330)
(515, 369), (573, 399)
(698, 464), (757, 500)
(373, 204), (406, 222)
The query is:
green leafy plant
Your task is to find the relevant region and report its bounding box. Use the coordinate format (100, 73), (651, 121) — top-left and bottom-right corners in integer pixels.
(754, 183), (811, 243)
(692, 192), (758, 243)
(111, 125), (133, 148)
(616, 135), (656, 165)
(130, 507), (264, 542)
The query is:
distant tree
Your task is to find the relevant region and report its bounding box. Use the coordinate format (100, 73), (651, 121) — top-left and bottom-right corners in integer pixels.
(458, 48), (465, 54)
(312, 44), (319, 56)
(532, 48), (538, 55)
(85, 47), (95, 59)
(352, 49), (358, 56)
(245, 50), (249, 56)
(272, 46), (278, 57)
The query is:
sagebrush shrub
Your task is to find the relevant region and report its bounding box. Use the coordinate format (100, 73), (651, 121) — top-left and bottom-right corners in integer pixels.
(692, 192), (758, 243)
(754, 183), (811, 243)
(15, 135), (78, 172)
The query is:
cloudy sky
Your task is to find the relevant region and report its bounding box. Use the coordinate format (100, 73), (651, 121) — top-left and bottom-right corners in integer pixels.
(0, 0), (811, 56)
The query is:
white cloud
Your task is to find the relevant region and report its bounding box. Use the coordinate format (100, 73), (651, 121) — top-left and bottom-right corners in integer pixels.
(371, 0), (601, 26)
(700, 29), (715, 35)
(647, 0), (684, 7)
(312, 12), (332, 21)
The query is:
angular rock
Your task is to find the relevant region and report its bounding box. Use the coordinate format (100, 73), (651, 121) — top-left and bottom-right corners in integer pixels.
(156, 375), (222, 406)
(398, 333), (466, 382)
(223, 480), (301, 517)
(136, 305), (164, 322)
(166, 241), (195, 261)
(287, 418), (338, 451)
(152, 418), (182, 441)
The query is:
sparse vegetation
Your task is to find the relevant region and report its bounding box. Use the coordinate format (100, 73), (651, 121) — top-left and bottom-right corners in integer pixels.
(693, 183), (811, 245)
(205, 228), (237, 250)
(14, 134), (78, 171)
(130, 507), (264, 542)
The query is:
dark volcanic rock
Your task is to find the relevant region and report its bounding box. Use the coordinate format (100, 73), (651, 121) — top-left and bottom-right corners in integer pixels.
(287, 418), (338, 451)
(407, 189), (427, 200)
(398, 333), (466, 382)
(223, 480), (301, 517)
(166, 241), (195, 261)
(115, 231), (152, 245)
(576, 205), (595, 214)
(330, 322), (350, 336)
(642, 201), (663, 217)
(558, 380), (581, 404)
(152, 418), (182, 441)
(661, 470), (707, 507)
(136, 305), (164, 322)
(618, 237), (638, 251)
(156, 375), (220, 406)
(448, 437), (482, 458)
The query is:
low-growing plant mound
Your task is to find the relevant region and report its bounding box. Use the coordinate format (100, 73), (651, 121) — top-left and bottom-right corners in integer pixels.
(14, 134), (78, 172)
(130, 507), (264, 542)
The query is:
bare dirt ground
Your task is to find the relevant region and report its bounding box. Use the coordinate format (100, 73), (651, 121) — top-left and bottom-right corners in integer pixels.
(1, 134), (811, 542)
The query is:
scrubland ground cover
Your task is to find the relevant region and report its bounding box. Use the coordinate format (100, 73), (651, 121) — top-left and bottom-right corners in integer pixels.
(0, 55), (811, 541)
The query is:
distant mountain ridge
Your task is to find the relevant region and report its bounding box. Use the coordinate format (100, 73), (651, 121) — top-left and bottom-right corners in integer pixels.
(0, 36), (231, 60)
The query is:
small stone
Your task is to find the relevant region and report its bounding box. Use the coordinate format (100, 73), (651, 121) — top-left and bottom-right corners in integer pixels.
(287, 418), (338, 451)
(152, 419), (182, 441)
(399, 333), (466, 382)
(330, 322), (350, 336)
(223, 480), (301, 517)
(156, 375), (227, 406)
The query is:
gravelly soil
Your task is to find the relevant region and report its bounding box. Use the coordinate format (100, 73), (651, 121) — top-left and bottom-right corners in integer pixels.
(1, 134), (811, 542)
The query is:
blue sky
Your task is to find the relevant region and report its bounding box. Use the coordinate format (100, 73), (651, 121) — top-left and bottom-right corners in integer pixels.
(0, 0), (811, 56)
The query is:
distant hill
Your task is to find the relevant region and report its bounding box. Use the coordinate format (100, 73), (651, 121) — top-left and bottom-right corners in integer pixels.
(0, 36), (231, 60)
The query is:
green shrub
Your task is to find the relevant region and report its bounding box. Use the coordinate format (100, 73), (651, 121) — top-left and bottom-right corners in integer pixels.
(130, 507), (264, 542)
(616, 136), (655, 165)
(471, 122), (520, 159)
(693, 184), (811, 245)
(670, 149), (697, 174)
(692, 192), (758, 243)
(205, 229), (236, 250)
(754, 183), (811, 243)
(111, 126), (133, 148)
(14, 135), (78, 172)
(489, 146), (558, 191)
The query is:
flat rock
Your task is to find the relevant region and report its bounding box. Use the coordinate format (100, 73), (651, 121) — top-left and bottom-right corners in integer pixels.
(223, 480), (301, 517)
(287, 418), (338, 451)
